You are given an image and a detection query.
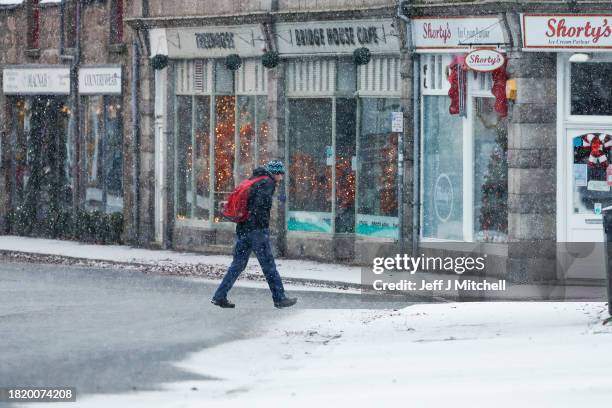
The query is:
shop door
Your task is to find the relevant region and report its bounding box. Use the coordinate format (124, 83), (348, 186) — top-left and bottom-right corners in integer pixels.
(563, 128), (612, 279)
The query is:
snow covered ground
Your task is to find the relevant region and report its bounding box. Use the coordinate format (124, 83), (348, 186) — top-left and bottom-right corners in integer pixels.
(21, 301), (612, 408)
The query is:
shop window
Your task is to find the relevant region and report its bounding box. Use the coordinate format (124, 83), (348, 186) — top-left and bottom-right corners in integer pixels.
(213, 95), (236, 221)
(287, 99), (333, 232)
(109, 0), (124, 45)
(82, 95), (124, 213)
(287, 57), (400, 236)
(571, 62), (612, 116)
(421, 96), (464, 240)
(357, 98), (401, 238)
(335, 98), (356, 233)
(172, 60), (268, 224)
(421, 56), (508, 243)
(473, 97), (508, 242)
(26, 0), (40, 50)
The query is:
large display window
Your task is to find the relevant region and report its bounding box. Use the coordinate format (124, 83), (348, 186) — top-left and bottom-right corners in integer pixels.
(81, 95), (124, 213)
(173, 59), (268, 224)
(420, 54), (508, 243)
(286, 57), (401, 238)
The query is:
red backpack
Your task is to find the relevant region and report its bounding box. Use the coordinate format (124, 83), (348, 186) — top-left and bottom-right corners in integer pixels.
(222, 176), (268, 223)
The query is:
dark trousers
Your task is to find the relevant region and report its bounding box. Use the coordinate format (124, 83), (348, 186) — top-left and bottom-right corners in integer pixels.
(213, 228), (286, 303)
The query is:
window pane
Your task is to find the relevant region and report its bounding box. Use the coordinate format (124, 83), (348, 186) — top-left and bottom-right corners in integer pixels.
(194, 96), (210, 220)
(357, 98), (400, 238)
(104, 96), (123, 213)
(175, 95), (192, 219)
(422, 96), (463, 240)
(214, 95), (236, 222)
(473, 97), (508, 242)
(571, 62), (612, 116)
(572, 133), (611, 214)
(288, 99), (332, 233)
(237, 95), (256, 180)
(256, 95), (269, 166)
(336, 98), (356, 233)
(83, 96), (104, 211)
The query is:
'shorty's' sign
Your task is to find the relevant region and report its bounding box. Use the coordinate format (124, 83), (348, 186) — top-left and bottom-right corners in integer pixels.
(412, 17), (506, 51)
(522, 14), (612, 50)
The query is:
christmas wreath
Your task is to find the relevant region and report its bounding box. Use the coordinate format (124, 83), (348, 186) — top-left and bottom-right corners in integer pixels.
(225, 54), (242, 71)
(151, 54), (169, 70)
(579, 133), (612, 168)
(262, 50), (280, 69)
(353, 47), (371, 65)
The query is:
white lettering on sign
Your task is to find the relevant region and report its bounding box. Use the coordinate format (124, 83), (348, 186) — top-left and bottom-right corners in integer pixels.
(465, 49), (505, 72)
(413, 17), (506, 51)
(79, 67), (122, 95)
(522, 14), (612, 50)
(2, 66), (70, 95)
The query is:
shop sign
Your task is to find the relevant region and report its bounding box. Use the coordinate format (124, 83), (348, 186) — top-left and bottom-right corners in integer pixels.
(522, 14), (612, 50)
(412, 17), (506, 51)
(3, 66), (70, 95)
(79, 66), (122, 95)
(356, 214), (399, 239)
(391, 112), (403, 132)
(276, 19), (399, 55)
(287, 211), (332, 233)
(152, 25), (266, 59)
(465, 49), (505, 72)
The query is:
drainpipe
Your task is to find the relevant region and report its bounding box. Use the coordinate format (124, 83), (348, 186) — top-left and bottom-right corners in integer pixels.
(131, 38), (141, 243)
(397, 1), (419, 255)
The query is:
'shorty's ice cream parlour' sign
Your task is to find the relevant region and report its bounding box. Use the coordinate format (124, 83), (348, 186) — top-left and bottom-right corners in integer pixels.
(412, 16), (506, 51)
(522, 14), (612, 50)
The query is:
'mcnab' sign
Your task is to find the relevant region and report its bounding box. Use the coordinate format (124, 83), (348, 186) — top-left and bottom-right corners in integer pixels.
(465, 49), (505, 72)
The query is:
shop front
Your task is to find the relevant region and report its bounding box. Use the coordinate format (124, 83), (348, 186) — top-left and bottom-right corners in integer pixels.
(276, 18), (402, 261)
(79, 65), (124, 214)
(2, 65), (72, 236)
(412, 17), (510, 247)
(522, 14), (612, 279)
(149, 24), (269, 251)
(149, 18), (403, 261)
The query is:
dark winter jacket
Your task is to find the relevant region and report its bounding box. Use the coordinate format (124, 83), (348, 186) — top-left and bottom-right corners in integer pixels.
(236, 167), (276, 235)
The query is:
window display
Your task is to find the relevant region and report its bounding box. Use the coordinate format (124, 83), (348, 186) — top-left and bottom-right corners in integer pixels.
(422, 96), (463, 240)
(287, 99), (333, 233)
(82, 95), (124, 213)
(357, 98), (401, 238)
(172, 60), (268, 224)
(473, 97), (508, 242)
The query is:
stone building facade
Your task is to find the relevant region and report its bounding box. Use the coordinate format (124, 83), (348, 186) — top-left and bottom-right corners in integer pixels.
(0, 1), (133, 242)
(3, 0), (612, 283)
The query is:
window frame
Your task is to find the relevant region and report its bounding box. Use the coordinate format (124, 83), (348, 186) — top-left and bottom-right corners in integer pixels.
(419, 54), (501, 243)
(172, 59), (268, 228)
(26, 0), (40, 50)
(284, 56), (401, 238)
(565, 54), (612, 125)
(109, 0), (124, 45)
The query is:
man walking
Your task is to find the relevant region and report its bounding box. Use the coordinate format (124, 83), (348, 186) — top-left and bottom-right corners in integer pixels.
(211, 160), (297, 309)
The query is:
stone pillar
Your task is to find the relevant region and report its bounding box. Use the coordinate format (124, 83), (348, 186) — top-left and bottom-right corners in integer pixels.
(506, 52), (557, 282)
(398, 16), (415, 256)
(138, 52), (156, 246)
(267, 63), (287, 256)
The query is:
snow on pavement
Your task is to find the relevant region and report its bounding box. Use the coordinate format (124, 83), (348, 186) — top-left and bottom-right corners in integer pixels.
(0, 236), (362, 284)
(24, 301), (612, 408)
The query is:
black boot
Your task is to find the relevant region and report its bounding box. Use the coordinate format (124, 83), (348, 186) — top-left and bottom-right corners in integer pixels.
(274, 297), (297, 309)
(211, 298), (235, 308)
